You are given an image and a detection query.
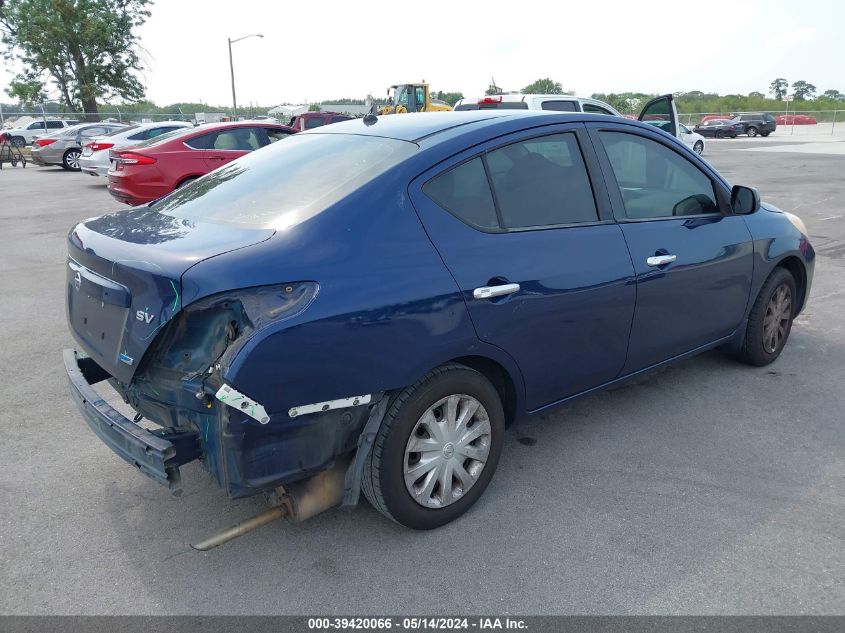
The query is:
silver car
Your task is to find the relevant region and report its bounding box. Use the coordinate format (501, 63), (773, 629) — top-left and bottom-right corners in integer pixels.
(30, 122), (127, 171)
(79, 121), (193, 177)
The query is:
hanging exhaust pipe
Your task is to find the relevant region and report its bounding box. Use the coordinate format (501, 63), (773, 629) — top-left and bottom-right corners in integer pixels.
(191, 457), (349, 551)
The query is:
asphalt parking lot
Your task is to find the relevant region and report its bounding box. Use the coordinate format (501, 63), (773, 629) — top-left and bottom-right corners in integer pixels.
(1, 135), (843, 615)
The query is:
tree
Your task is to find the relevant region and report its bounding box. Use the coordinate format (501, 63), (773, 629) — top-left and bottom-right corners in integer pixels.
(791, 80), (817, 101)
(0, 0), (151, 119)
(308, 103), (321, 111)
(522, 78), (564, 94)
(436, 91), (464, 107)
(769, 78), (789, 100)
(748, 91), (765, 99)
(822, 89), (844, 101)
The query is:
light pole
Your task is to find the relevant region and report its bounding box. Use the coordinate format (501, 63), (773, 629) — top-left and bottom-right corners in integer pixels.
(228, 33), (264, 120)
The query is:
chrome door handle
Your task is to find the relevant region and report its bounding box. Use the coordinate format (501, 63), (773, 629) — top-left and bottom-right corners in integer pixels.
(473, 283), (520, 300)
(646, 254), (677, 267)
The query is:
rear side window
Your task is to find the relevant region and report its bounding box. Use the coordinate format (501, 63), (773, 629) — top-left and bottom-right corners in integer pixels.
(598, 131), (719, 219)
(304, 118), (325, 129)
(487, 134), (598, 228)
(423, 132), (599, 230)
(46, 121), (65, 129)
(541, 100), (578, 112)
(329, 116), (349, 124)
(422, 158), (499, 230)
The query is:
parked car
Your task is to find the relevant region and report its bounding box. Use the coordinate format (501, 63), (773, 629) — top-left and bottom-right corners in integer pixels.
(106, 121), (296, 205)
(646, 120), (706, 154)
(776, 114), (818, 125)
(30, 122), (127, 170)
(288, 111), (353, 131)
(3, 118), (79, 147)
(79, 121), (193, 178)
(454, 94), (623, 115)
(64, 108), (813, 531)
(731, 113), (777, 137)
(693, 119), (741, 138)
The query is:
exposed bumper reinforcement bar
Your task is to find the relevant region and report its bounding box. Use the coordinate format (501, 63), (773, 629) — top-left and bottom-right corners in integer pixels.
(63, 349), (200, 492)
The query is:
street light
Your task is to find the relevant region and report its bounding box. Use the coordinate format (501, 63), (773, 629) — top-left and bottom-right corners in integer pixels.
(228, 33), (264, 120)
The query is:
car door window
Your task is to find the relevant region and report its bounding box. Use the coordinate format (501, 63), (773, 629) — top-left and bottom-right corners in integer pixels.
(486, 133), (598, 228)
(147, 126), (179, 139)
(28, 122), (45, 130)
(422, 157), (499, 230)
(211, 128), (261, 151)
(598, 131), (719, 219)
(329, 116), (349, 124)
(541, 100), (577, 112)
(46, 121), (64, 129)
(582, 103), (613, 115)
(184, 132), (216, 149)
(265, 127), (291, 143)
(304, 117), (325, 129)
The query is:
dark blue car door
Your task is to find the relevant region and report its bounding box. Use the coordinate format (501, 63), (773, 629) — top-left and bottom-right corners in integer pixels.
(410, 124), (637, 411)
(588, 122), (754, 373)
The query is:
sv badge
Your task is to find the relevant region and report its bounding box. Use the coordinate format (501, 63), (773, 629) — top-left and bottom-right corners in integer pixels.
(136, 310), (156, 324)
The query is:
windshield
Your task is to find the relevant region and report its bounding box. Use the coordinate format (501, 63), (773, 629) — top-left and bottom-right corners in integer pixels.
(107, 124), (140, 136)
(151, 133), (416, 229)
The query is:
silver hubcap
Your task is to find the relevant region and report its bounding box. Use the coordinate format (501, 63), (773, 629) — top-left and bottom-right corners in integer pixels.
(66, 152), (80, 169)
(695, 142), (703, 154)
(763, 284), (791, 353)
(403, 394), (491, 509)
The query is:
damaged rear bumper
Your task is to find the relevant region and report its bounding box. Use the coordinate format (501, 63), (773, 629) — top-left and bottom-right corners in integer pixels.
(63, 349), (200, 492)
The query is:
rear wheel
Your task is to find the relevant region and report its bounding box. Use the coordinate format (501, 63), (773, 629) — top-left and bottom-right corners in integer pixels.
(62, 149), (81, 171)
(175, 176), (197, 189)
(362, 364), (505, 529)
(693, 141), (704, 155)
(747, 126), (758, 137)
(737, 268), (797, 366)
(761, 131), (771, 137)
(715, 130), (724, 139)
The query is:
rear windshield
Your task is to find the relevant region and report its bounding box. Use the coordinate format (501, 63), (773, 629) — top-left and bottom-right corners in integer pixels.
(151, 133), (416, 229)
(130, 126), (197, 148)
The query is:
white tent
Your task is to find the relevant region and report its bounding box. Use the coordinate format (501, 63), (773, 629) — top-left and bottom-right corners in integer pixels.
(267, 104), (308, 117)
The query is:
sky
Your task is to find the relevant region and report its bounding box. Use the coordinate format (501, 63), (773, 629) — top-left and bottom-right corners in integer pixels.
(2, 0), (844, 107)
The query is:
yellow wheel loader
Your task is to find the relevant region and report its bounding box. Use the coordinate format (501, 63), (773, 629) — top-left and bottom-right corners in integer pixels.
(377, 82), (452, 115)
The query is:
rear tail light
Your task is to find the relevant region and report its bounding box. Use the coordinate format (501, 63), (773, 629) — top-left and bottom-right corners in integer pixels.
(34, 139), (56, 147)
(115, 152), (156, 165)
(89, 142), (114, 152)
(478, 96), (503, 104)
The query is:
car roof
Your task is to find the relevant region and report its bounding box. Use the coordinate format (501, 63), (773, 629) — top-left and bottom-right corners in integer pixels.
(192, 121), (290, 132)
(307, 110), (655, 143)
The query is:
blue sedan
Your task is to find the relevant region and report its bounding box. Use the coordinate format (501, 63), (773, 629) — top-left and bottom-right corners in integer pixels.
(64, 108), (814, 532)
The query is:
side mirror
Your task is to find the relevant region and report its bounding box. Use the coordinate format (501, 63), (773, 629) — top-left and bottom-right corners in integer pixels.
(731, 185), (761, 215)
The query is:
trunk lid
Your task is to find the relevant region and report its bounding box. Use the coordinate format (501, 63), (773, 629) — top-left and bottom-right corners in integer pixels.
(66, 207), (273, 383)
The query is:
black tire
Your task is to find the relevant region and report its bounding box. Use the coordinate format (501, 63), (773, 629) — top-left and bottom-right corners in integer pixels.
(362, 363), (505, 529)
(62, 149), (81, 171)
(175, 176), (197, 189)
(746, 126), (758, 137)
(761, 131), (771, 137)
(715, 130), (724, 139)
(693, 141), (704, 155)
(738, 267), (797, 366)
(10, 136), (25, 148)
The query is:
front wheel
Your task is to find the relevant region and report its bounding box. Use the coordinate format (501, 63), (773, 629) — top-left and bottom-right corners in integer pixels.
(362, 364), (505, 529)
(693, 141), (704, 155)
(746, 126), (758, 137)
(738, 268), (797, 366)
(761, 131), (771, 137)
(10, 136), (25, 148)
(62, 149), (81, 171)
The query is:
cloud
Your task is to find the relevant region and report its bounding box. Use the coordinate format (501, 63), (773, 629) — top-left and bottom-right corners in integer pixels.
(766, 27), (817, 48)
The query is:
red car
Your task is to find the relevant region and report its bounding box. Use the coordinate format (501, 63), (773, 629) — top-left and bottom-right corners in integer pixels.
(776, 114), (818, 125)
(107, 122), (295, 205)
(287, 111), (352, 131)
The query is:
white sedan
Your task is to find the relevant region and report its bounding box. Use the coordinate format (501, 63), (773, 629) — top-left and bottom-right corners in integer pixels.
(678, 123), (706, 155)
(78, 121), (192, 177)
